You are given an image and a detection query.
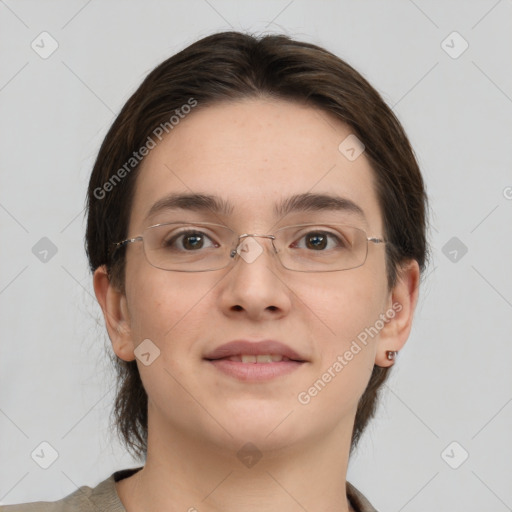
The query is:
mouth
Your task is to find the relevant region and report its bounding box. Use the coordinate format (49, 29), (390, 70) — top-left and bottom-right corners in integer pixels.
(203, 339), (307, 362)
(203, 340), (307, 381)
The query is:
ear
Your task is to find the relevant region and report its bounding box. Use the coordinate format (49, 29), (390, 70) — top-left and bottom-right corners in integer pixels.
(375, 259), (420, 367)
(93, 265), (135, 362)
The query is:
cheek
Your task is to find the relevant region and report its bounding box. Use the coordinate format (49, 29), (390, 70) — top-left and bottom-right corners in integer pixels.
(296, 285), (381, 415)
(297, 270), (387, 343)
(125, 260), (213, 342)
(294, 270), (387, 402)
(125, 269), (211, 399)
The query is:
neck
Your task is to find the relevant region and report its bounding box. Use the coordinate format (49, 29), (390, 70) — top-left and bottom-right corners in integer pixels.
(118, 412), (356, 512)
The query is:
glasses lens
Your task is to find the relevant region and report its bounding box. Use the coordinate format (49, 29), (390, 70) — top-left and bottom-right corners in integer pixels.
(274, 224), (368, 272)
(139, 222), (370, 272)
(143, 222), (235, 271)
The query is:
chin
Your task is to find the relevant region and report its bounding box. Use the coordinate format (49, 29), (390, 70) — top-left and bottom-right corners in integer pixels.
(216, 407), (310, 449)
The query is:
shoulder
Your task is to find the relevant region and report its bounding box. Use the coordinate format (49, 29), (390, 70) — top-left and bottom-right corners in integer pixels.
(346, 481), (379, 512)
(0, 468), (142, 512)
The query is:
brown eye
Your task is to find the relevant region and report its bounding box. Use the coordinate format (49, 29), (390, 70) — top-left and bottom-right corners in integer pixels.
(182, 233), (205, 250)
(305, 233), (328, 250)
(293, 230), (346, 251)
(163, 230), (216, 251)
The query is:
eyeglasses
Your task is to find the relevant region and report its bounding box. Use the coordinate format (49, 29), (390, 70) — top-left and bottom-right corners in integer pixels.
(112, 221), (388, 272)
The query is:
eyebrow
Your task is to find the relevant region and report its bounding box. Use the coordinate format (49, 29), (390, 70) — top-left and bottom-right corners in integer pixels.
(145, 192), (366, 223)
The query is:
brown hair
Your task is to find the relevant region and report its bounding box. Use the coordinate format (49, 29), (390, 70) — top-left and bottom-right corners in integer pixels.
(85, 31), (429, 459)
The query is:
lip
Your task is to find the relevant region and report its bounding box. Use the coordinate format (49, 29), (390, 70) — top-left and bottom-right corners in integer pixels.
(203, 340), (307, 382)
(203, 340), (306, 362)
(207, 359), (304, 381)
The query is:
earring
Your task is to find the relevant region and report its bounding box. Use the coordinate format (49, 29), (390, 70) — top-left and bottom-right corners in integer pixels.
(386, 350), (397, 361)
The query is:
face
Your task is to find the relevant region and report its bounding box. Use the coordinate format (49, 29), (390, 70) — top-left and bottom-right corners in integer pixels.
(101, 98), (406, 454)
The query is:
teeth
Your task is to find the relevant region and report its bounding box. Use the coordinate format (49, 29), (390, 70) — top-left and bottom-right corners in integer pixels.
(256, 355), (273, 363)
(227, 354), (287, 363)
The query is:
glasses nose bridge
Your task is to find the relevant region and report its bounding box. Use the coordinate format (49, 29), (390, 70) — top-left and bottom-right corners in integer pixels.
(238, 232), (275, 241)
(231, 232), (277, 260)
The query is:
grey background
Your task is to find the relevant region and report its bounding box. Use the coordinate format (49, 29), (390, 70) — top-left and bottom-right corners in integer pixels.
(1, 1), (511, 510)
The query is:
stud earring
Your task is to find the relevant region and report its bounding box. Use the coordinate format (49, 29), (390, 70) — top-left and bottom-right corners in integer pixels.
(386, 350), (397, 361)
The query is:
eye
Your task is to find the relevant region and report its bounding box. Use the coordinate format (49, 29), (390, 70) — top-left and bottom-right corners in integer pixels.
(163, 229), (218, 251)
(292, 230), (348, 251)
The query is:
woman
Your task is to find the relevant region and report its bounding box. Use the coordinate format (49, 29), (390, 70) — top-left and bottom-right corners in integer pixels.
(6, 31), (428, 511)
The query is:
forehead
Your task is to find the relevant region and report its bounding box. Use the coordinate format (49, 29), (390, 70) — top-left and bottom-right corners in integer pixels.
(128, 98), (383, 233)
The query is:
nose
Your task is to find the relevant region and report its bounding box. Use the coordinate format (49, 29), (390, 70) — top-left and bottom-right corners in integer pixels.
(219, 234), (292, 320)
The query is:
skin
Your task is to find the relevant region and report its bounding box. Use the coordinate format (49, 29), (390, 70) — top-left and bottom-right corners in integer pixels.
(94, 97), (420, 512)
